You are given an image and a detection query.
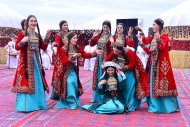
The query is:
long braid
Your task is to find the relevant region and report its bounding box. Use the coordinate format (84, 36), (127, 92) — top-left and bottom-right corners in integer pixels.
(66, 40), (70, 57)
(36, 23), (43, 48)
(24, 16), (30, 79)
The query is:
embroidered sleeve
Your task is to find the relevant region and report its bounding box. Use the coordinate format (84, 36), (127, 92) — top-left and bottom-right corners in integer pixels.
(78, 46), (92, 58)
(40, 35), (48, 51)
(126, 50), (135, 69)
(104, 51), (115, 61)
(142, 35), (152, 45)
(157, 34), (168, 50)
(15, 32), (25, 50)
(89, 34), (99, 46)
(126, 36), (134, 47)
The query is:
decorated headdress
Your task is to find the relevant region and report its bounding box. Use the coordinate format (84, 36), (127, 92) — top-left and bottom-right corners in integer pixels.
(102, 61), (126, 80)
(104, 61), (119, 68)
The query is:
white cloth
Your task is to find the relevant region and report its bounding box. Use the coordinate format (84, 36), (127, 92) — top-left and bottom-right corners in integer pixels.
(5, 41), (18, 68)
(83, 45), (97, 71)
(136, 46), (149, 69)
(126, 45), (135, 52)
(41, 44), (53, 70)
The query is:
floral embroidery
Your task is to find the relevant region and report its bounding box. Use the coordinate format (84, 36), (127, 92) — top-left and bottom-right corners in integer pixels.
(161, 57), (170, 76)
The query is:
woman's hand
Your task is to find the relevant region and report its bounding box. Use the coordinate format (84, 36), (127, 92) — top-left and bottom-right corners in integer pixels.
(73, 53), (81, 58)
(117, 69), (121, 76)
(91, 51), (97, 57)
(45, 29), (52, 40)
(21, 36), (29, 43)
(135, 26), (143, 32)
(99, 79), (107, 85)
(92, 29), (100, 38)
(122, 65), (128, 71)
(52, 42), (57, 47)
(96, 49), (103, 55)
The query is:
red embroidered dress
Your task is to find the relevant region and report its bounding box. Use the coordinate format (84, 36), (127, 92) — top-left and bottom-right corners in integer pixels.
(52, 46), (92, 100)
(142, 33), (178, 98)
(51, 33), (67, 87)
(113, 34), (134, 48)
(90, 34), (112, 90)
(105, 49), (146, 99)
(12, 31), (49, 94)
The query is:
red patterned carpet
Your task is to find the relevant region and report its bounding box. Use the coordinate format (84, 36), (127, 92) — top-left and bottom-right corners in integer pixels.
(0, 65), (190, 127)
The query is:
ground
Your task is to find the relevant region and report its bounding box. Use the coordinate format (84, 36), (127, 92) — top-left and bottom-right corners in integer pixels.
(0, 65), (190, 127)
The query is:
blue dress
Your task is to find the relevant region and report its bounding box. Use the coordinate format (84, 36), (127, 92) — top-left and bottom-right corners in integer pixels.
(147, 65), (180, 113)
(92, 55), (104, 103)
(122, 70), (141, 112)
(56, 66), (80, 109)
(15, 53), (46, 112)
(82, 76), (125, 114)
(50, 87), (60, 100)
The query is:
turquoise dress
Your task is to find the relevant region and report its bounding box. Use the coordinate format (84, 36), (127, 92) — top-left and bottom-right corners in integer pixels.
(122, 70), (141, 112)
(147, 65), (180, 113)
(82, 76), (125, 114)
(50, 87), (60, 100)
(15, 53), (46, 112)
(92, 55), (104, 103)
(56, 66), (80, 109)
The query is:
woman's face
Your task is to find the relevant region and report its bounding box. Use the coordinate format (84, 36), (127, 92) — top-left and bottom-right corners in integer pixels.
(152, 22), (160, 33)
(61, 22), (69, 32)
(117, 24), (124, 34)
(28, 17), (37, 30)
(103, 24), (110, 34)
(70, 34), (78, 46)
(107, 67), (115, 76)
(113, 47), (122, 55)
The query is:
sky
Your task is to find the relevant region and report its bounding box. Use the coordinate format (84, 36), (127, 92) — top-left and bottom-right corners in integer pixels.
(0, 0), (187, 35)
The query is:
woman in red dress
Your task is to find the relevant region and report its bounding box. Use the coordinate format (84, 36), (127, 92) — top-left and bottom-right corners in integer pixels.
(12, 15), (51, 112)
(90, 20), (114, 103)
(104, 42), (145, 112)
(113, 23), (135, 51)
(136, 18), (180, 113)
(51, 20), (69, 100)
(52, 32), (96, 109)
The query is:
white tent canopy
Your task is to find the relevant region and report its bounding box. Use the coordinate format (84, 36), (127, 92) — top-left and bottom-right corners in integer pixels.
(0, 2), (24, 28)
(79, 13), (126, 30)
(156, 0), (190, 26)
(79, 13), (143, 34)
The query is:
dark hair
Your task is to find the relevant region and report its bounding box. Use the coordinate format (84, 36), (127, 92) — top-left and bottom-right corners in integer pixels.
(97, 20), (112, 40)
(102, 20), (111, 33)
(113, 45), (128, 65)
(103, 66), (118, 80)
(148, 27), (154, 36)
(25, 15), (42, 44)
(20, 19), (26, 30)
(66, 32), (78, 56)
(113, 44), (123, 50)
(114, 22), (127, 46)
(59, 20), (68, 30)
(154, 18), (164, 32)
(115, 23), (125, 35)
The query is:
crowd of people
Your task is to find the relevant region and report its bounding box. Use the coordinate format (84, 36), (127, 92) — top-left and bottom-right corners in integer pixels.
(10, 14), (180, 114)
